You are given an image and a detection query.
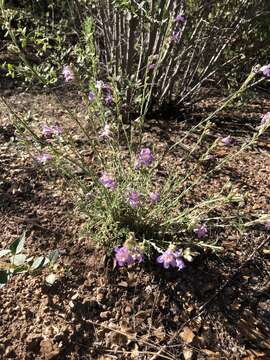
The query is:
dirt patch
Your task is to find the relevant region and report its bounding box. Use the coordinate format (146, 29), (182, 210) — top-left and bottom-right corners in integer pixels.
(0, 90), (269, 359)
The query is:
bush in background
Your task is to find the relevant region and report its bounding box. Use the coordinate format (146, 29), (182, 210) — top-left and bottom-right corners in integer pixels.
(1, 0), (269, 111)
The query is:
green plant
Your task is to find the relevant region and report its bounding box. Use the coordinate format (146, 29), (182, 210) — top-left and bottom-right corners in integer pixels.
(1, 1), (270, 271)
(1, 0), (269, 109)
(0, 232), (60, 287)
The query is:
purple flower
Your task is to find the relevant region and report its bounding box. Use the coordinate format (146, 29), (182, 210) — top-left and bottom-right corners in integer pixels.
(260, 64), (270, 77)
(128, 191), (141, 208)
(148, 63), (156, 70)
(261, 112), (270, 125)
(265, 219), (270, 230)
(221, 135), (232, 146)
(176, 257), (185, 270)
(135, 148), (155, 169)
(99, 172), (117, 189)
(96, 80), (111, 93)
(62, 65), (75, 82)
(41, 124), (62, 138)
(175, 14), (185, 22)
(42, 124), (54, 138)
(88, 91), (95, 103)
(35, 153), (52, 164)
(130, 247), (144, 264)
(114, 246), (144, 267)
(194, 224), (208, 238)
(170, 30), (182, 44)
(149, 192), (160, 203)
(99, 124), (112, 139)
(157, 249), (176, 269)
(157, 248), (185, 270)
(114, 246), (134, 267)
(104, 94), (113, 106)
(206, 154), (215, 161)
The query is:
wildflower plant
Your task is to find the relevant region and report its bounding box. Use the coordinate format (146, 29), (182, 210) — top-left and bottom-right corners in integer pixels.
(1, 1), (270, 271)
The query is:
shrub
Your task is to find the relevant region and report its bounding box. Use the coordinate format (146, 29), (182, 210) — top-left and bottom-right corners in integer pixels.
(1, 1), (270, 270)
(1, 0), (269, 110)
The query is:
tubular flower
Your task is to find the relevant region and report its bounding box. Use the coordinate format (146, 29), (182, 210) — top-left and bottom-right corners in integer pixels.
(62, 65), (75, 82)
(170, 30), (182, 44)
(114, 246), (134, 266)
(221, 136), (232, 146)
(99, 172), (117, 190)
(194, 224), (208, 238)
(114, 246), (144, 267)
(41, 124), (63, 138)
(260, 64), (270, 77)
(175, 14), (185, 22)
(128, 191), (141, 208)
(157, 247), (185, 270)
(88, 91), (95, 103)
(36, 153), (52, 164)
(149, 192), (160, 203)
(135, 148), (155, 169)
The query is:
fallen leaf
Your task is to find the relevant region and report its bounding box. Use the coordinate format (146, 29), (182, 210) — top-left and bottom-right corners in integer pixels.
(180, 326), (195, 344)
(183, 347), (193, 360)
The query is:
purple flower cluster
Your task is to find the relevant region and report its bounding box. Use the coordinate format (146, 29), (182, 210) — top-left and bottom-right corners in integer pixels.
(96, 80), (113, 106)
(135, 148), (155, 169)
(157, 248), (185, 270)
(35, 153), (52, 164)
(175, 14), (185, 23)
(260, 64), (270, 78)
(128, 190), (160, 208)
(114, 246), (144, 267)
(99, 172), (117, 189)
(88, 91), (95, 103)
(128, 191), (141, 208)
(170, 14), (185, 44)
(194, 224), (208, 238)
(42, 124), (63, 138)
(115, 244), (186, 270)
(62, 65), (75, 82)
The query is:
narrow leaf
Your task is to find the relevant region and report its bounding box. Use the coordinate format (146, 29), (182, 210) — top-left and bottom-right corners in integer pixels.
(9, 232), (26, 255)
(31, 256), (45, 271)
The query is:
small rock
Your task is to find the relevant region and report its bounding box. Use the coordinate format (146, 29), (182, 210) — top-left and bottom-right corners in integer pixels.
(100, 311), (110, 319)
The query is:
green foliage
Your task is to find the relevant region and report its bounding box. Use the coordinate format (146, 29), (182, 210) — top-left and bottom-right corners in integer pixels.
(1, 0), (269, 106)
(0, 1), (73, 85)
(0, 232), (60, 287)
